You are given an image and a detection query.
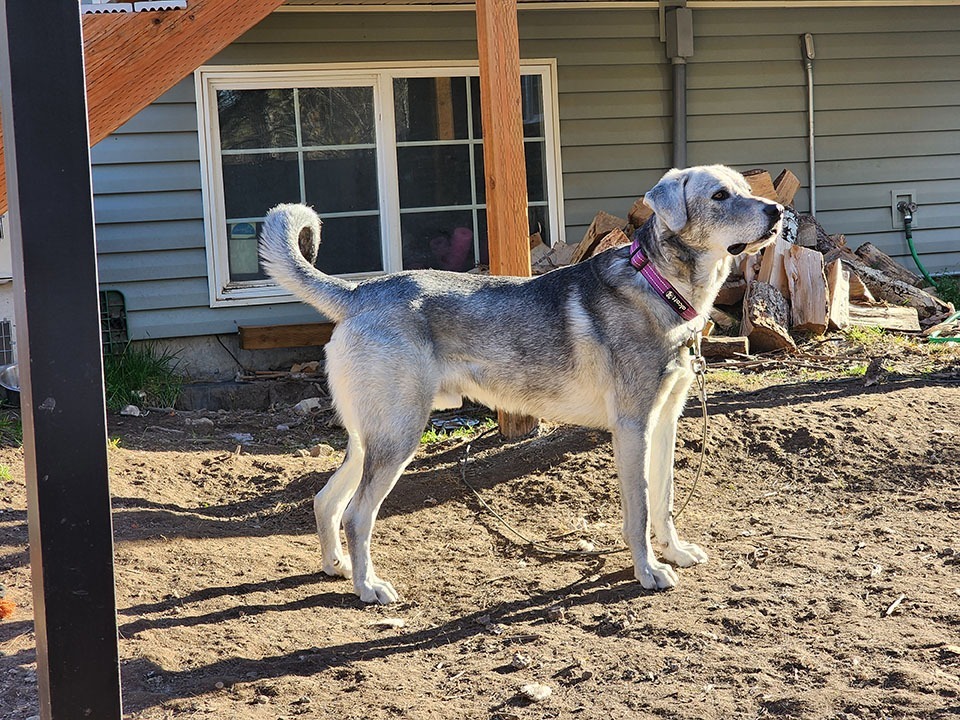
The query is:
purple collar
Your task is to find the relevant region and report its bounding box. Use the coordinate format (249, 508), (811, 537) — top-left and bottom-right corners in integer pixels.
(629, 234), (698, 322)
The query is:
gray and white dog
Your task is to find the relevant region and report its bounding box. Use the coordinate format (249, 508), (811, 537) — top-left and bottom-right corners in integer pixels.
(260, 165), (782, 604)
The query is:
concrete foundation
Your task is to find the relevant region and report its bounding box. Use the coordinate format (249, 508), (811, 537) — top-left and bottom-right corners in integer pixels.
(139, 334), (326, 382)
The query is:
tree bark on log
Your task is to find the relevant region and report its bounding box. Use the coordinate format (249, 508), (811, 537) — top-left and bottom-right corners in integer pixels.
(743, 281), (797, 353)
(837, 255), (949, 320)
(854, 242), (924, 288)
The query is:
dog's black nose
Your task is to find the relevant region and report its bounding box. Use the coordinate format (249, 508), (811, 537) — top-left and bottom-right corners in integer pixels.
(764, 204), (782, 222)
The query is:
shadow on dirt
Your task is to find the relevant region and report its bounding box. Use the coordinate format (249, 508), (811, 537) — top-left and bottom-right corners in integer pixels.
(106, 428), (602, 545)
(118, 563), (645, 713)
(695, 375), (958, 418)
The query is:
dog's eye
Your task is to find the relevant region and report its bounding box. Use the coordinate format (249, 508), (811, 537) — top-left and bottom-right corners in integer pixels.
(711, 190), (730, 201)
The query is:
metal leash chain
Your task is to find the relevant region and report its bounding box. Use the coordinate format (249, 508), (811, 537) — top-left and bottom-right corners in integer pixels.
(674, 332), (709, 520)
(456, 334), (710, 555)
(457, 427), (626, 557)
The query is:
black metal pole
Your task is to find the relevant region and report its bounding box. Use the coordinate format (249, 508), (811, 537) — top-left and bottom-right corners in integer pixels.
(0, 3), (122, 719)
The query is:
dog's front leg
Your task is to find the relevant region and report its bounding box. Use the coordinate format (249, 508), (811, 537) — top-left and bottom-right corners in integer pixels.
(612, 418), (679, 590)
(649, 367), (708, 568)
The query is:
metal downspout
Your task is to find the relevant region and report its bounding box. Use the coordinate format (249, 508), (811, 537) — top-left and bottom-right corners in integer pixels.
(801, 33), (817, 215)
(662, 2), (693, 169)
(673, 59), (687, 169)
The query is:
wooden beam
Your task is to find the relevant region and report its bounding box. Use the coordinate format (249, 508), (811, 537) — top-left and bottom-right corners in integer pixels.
(239, 322), (336, 350)
(0, 0), (287, 214)
(476, 0), (529, 279)
(0, 1), (121, 716)
(476, 0), (537, 438)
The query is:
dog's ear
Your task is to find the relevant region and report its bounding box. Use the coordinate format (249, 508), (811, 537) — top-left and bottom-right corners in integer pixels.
(643, 169), (689, 233)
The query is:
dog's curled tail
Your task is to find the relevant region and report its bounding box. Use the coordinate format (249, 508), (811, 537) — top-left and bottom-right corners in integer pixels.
(259, 203), (356, 323)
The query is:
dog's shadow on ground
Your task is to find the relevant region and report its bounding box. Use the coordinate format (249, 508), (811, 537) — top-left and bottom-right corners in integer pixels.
(105, 427), (603, 545)
(117, 562), (647, 714)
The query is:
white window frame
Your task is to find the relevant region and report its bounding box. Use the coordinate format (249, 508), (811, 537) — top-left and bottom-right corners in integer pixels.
(196, 60), (565, 307)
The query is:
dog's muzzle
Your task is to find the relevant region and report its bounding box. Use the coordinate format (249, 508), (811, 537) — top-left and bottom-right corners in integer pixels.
(727, 204), (782, 255)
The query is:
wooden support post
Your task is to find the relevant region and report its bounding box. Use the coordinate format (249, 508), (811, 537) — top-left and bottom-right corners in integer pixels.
(0, 2), (122, 718)
(476, 0), (537, 438)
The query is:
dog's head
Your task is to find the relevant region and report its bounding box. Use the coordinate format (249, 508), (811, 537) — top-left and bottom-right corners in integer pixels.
(643, 165), (782, 258)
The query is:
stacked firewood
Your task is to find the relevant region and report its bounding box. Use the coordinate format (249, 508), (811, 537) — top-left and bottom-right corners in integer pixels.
(529, 168), (955, 356)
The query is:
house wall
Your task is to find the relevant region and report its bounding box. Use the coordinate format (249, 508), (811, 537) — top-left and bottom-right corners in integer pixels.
(91, 5), (960, 347)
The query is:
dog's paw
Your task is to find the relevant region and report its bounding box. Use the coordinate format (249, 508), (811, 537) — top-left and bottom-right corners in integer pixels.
(356, 576), (399, 605)
(634, 559), (679, 590)
(322, 555), (353, 579)
(663, 540), (708, 568)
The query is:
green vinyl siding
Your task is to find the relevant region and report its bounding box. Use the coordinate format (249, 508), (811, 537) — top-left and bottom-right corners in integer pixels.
(92, 6), (960, 341)
(689, 8), (960, 273)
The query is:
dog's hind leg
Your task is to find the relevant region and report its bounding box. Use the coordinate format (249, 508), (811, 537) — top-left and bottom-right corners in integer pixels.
(612, 415), (679, 591)
(648, 365), (708, 568)
(314, 432), (364, 578)
(342, 426), (424, 605)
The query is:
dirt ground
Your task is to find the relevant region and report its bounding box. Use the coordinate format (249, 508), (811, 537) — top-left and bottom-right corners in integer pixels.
(2, 338), (960, 720)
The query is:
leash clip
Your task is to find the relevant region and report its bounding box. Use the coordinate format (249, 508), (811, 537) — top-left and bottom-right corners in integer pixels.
(690, 332), (707, 377)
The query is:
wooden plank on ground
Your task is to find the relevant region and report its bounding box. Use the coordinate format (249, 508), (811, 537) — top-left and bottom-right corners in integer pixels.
(701, 336), (749, 359)
(838, 254), (948, 320)
(239, 323), (335, 350)
(848, 304), (921, 332)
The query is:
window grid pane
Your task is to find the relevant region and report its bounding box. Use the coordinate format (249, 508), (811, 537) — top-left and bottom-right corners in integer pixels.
(218, 85), (382, 281)
(396, 73), (549, 271)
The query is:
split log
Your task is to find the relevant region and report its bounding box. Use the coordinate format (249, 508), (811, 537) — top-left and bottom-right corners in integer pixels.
(701, 336), (750, 359)
(742, 169), (778, 201)
(589, 228), (631, 259)
(848, 304), (921, 332)
(773, 169), (800, 206)
(848, 271), (875, 303)
(854, 242), (924, 288)
(825, 259), (850, 331)
(757, 235), (793, 300)
(799, 212), (844, 254)
(627, 197), (654, 228)
(837, 255), (949, 320)
(715, 277), (746, 307)
(796, 217), (818, 248)
(785, 245), (829, 335)
(709, 306), (740, 333)
(529, 233), (550, 262)
(742, 280), (797, 353)
(775, 205), (800, 246)
(550, 241), (576, 266)
(572, 211), (627, 264)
